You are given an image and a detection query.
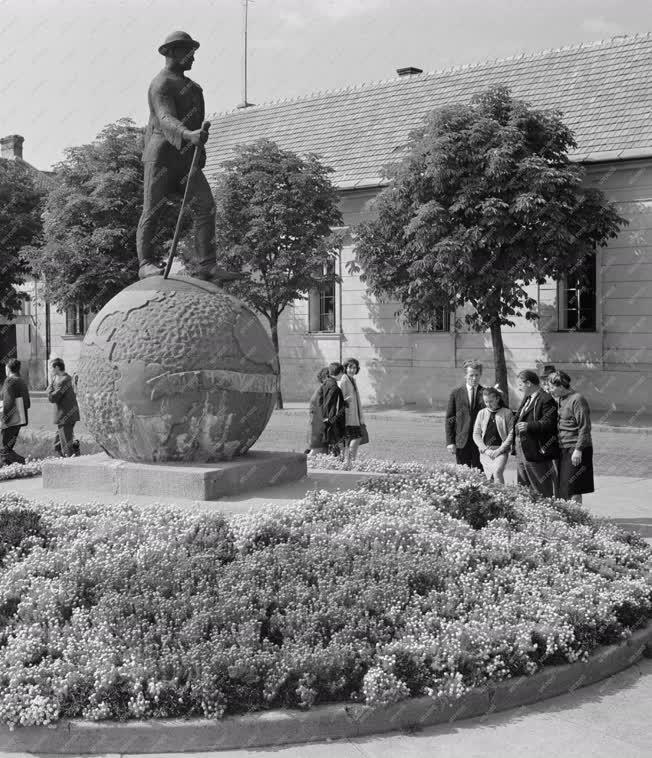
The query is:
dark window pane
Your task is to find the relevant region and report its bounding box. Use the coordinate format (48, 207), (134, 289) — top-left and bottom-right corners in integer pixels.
(560, 253), (596, 332)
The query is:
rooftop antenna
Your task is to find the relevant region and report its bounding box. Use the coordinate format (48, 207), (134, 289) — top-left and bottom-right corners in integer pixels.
(238, 0), (255, 108)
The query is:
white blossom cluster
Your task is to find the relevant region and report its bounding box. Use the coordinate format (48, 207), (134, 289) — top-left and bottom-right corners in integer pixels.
(0, 461), (649, 728)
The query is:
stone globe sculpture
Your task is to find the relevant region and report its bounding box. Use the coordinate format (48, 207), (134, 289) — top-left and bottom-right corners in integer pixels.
(76, 276), (279, 463)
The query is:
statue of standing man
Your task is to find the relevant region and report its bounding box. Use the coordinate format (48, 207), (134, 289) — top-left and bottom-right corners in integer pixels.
(136, 31), (241, 283)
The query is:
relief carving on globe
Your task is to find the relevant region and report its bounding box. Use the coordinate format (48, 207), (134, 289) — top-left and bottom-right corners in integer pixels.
(76, 277), (279, 463)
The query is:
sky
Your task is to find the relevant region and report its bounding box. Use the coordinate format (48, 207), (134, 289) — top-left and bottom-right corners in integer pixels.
(1, 0), (650, 171)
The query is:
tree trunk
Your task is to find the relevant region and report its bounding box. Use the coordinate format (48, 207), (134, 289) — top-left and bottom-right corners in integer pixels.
(269, 311), (283, 409)
(489, 319), (509, 405)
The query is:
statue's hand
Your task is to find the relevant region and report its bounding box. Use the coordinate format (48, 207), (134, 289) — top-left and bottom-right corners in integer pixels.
(186, 128), (209, 147)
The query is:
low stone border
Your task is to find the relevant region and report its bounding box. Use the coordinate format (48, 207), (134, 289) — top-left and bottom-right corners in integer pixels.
(0, 624), (650, 754)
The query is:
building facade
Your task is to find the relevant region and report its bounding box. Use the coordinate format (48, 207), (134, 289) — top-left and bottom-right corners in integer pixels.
(203, 34), (652, 413)
(0, 134), (57, 388)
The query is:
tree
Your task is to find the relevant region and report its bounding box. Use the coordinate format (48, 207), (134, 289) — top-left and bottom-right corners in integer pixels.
(352, 86), (626, 401)
(213, 139), (343, 408)
(0, 158), (44, 319)
(27, 118), (178, 312)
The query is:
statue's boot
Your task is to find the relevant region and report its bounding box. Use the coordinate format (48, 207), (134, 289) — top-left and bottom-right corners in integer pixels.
(138, 262), (164, 279)
(196, 266), (247, 283)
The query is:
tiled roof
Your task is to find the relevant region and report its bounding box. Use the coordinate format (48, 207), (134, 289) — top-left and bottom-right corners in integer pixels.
(205, 33), (652, 190)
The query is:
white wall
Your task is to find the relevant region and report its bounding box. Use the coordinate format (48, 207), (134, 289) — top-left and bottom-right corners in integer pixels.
(278, 159), (652, 413)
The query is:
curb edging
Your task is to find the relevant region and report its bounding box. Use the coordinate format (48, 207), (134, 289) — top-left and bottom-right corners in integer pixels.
(1, 624), (650, 754)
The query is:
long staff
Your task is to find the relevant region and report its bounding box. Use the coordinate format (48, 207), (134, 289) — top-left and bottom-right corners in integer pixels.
(163, 120), (210, 279)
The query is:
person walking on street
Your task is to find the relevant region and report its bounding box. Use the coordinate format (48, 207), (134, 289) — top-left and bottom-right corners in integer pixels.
(0, 359), (31, 467)
(446, 360), (485, 470)
(47, 358), (81, 458)
(473, 386), (514, 484)
(338, 358), (368, 467)
(513, 369), (560, 498)
(319, 363), (346, 457)
(548, 370), (594, 502)
(306, 366), (330, 455)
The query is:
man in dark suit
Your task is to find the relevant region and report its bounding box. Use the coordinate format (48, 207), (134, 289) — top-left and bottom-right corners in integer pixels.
(446, 360), (485, 470)
(1, 358), (31, 466)
(513, 369), (560, 497)
(47, 358), (81, 457)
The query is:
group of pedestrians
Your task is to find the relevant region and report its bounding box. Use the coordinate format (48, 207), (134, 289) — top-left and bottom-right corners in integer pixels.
(0, 357), (80, 467)
(446, 360), (594, 502)
(306, 358), (368, 467)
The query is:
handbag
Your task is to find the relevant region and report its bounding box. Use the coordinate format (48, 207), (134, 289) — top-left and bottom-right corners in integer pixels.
(359, 423), (369, 445)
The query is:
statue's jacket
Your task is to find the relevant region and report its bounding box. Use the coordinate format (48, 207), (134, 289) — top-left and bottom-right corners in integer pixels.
(143, 69), (206, 170)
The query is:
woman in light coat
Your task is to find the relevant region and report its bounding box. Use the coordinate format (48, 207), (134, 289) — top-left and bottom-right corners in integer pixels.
(338, 357), (365, 467)
(472, 386), (514, 483)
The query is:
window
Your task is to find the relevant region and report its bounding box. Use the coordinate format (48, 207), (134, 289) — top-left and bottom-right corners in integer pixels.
(65, 303), (88, 336)
(395, 305), (451, 333)
(415, 306), (451, 333)
(308, 261), (336, 333)
(558, 253), (597, 332)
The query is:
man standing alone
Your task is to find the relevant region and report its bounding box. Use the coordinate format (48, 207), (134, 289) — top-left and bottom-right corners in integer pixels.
(47, 359), (80, 457)
(1, 359), (30, 466)
(446, 360), (485, 470)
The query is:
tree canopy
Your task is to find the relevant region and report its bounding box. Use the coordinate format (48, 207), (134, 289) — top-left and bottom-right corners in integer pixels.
(0, 158), (44, 319)
(353, 86), (626, 398)
(27, 118), (178, 312)
(213, 138), (343, 407)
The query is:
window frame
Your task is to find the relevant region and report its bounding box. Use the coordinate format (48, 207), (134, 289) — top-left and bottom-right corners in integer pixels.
(557, 252), (597, 333)
(65, 303), (88, 337)
(308, 260), (337, 334)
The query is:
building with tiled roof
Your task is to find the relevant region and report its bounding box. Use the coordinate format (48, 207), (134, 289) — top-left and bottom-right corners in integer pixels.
(206, 33), (652, 188)
(204, 33), (652, 413)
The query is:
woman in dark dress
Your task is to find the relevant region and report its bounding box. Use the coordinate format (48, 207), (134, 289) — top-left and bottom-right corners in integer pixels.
(306, 367), (330, 455)
(548, 370), (594, 502)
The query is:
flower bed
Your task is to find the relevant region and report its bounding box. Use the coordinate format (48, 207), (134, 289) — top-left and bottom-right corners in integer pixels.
(0, 462), (650, 730)
(0, 459), (45, 483)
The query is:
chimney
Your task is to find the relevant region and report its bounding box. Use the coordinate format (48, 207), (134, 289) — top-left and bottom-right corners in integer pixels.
(1, 134), (24, 160)
(396, 66), (423, 77)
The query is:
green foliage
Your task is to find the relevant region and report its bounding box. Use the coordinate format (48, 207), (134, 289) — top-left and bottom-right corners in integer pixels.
(0, 466), (649, 727)
(213, 139), (343, 322)
(0, 506), (48, 565)
(212, 139), (343, 407)
(353, 86), (627, 394)
(26, 119), (177, 312)
(0, 159), (45, 319)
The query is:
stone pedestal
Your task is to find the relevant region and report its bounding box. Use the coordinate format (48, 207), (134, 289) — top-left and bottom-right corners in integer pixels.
(42, 451), (307, 501)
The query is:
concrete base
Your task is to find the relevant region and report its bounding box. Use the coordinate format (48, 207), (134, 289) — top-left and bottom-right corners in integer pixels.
(41, 451), (307, 501)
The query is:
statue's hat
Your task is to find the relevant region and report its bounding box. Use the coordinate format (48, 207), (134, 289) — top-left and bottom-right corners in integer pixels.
(158, 31), (200, 56)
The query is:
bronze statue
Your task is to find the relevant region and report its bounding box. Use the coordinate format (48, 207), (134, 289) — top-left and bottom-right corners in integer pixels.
(136, 31), (241, 282)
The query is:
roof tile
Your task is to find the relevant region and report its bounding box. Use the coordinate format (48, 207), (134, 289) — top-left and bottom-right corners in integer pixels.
(206, 34), (652, 188)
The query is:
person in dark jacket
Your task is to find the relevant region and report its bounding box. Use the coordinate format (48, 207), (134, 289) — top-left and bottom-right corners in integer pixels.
(47, 358), (81, 457)
(319, 363), (346, 457)
(513, 369), (560, 498)
(306, 366), (330, 455)
(445, 360), (485, 470)
(1, 358), (31, 466)
(548, 370), (594, 503)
